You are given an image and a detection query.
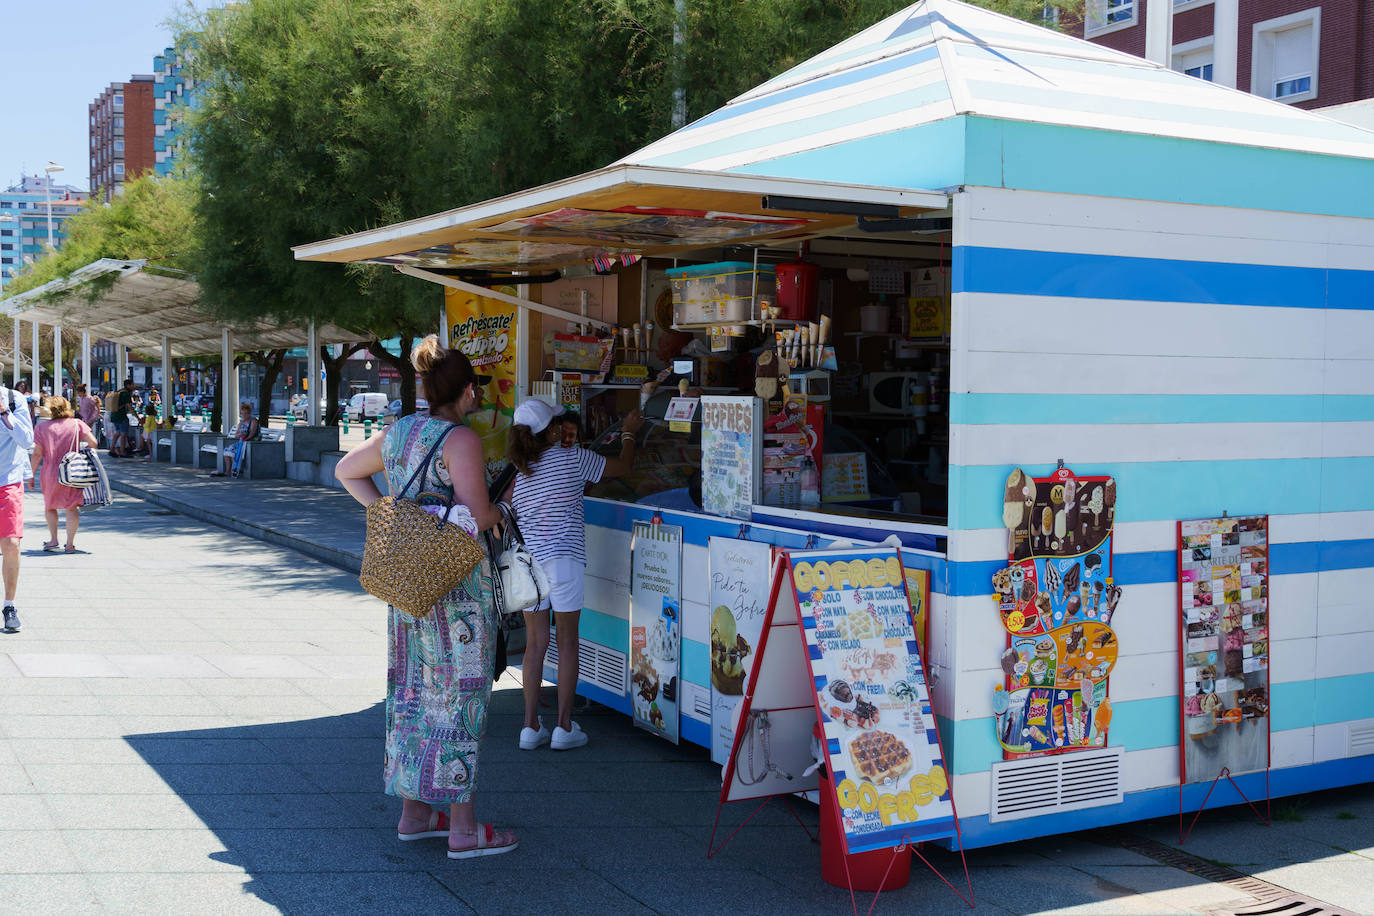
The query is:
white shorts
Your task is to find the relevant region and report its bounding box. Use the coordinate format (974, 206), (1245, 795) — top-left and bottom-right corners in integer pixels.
(537, 557), (585, 615)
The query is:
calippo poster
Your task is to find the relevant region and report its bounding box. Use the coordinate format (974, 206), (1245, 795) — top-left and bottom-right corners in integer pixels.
(445, 286), (518, 476)
(992, 467), (1122, 759)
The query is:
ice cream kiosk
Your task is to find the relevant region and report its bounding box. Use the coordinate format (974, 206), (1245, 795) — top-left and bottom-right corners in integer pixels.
(296, 0), (1374, 849)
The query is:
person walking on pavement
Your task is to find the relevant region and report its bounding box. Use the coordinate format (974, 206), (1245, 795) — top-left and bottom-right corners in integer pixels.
(506, 399), (643, 751)
(0, 381), (35, 633)
(30, 396), (97, 554)
(75, 385), (100, 441)
(109, 380), (136, 457)
(335, 334), (517, 859)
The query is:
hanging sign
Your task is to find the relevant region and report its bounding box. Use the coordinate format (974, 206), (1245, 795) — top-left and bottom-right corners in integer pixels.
(1179, 514), (1270, 784)
(665, 396), (698, 433)
(630, 521), (683, 744)
(993, 467), (1121, 759)
(792, 547), (955, 851)
(709, 537), (774, 766)
(446, 287), (518, 477)
(700, 395), (761, 520)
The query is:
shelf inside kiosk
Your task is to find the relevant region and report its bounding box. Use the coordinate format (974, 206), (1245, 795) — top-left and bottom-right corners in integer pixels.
(533, 224), (952, 524)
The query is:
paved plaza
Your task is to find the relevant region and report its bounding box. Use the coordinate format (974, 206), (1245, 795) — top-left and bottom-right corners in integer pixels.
(0, 474), (1370, 915)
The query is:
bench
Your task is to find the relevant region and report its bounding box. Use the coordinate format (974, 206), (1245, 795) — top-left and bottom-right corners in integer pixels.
(167, 422), (209, 465)
(200, 429), (287, 478)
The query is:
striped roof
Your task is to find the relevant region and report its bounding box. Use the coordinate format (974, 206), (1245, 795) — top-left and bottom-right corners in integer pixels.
(620, 0), (1374, 175)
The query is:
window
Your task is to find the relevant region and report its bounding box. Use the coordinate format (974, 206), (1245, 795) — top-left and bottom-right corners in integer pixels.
(0, 229), (10, 237)
(113, 92), (123, 108)
(1252, 8), (1320, 104)
(1174, 0), (1212, 10)
(113, 116), (124, 128)
(0, 244), (11, 252)
(113, 164), (124, 175)
(1085, 0), (1136, 36)
(114, 140), (124, 152)
(1174, 38), (1214, 82)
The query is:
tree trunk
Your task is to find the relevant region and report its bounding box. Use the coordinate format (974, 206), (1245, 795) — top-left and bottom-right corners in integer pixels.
(320, 342), (366, 426)
(368, 335), (416, 415)
(244, 348), (287, 427)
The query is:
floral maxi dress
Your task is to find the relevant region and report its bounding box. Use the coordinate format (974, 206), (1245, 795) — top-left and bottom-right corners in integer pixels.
(381, 414), (497, 804)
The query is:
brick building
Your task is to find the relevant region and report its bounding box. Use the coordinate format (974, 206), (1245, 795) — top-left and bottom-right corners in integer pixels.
(1074, 0), (1374, 110)
(88, 75), (156, 200)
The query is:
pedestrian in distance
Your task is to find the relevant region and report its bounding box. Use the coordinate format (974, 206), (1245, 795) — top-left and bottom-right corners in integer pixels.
(109, 380), (136, 457)
(210, 403), (260, 477)
(75, 384), (100, 438)
(29, 396), (97, 555)
(0, 380), (35, 633)
(335, 334), (516, 859)
(506, 398), (643, 751)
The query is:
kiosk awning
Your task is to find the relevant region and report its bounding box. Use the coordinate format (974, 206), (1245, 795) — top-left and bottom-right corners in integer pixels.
(1, 259), (362, 358)
(292, 165), (948, 270)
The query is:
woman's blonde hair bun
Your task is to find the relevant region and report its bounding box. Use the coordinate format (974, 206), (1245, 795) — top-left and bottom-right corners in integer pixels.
(411, 334), (446, 374)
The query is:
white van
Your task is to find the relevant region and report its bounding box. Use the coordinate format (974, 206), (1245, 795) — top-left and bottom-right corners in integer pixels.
(347, 392), (389, 421)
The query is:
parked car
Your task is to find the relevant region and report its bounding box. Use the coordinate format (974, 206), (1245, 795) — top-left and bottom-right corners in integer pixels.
(384, 398), (429, 418)
(182, 395), (217, 415)
(290, 395), (329, 420)
(347, 392), (389, 421)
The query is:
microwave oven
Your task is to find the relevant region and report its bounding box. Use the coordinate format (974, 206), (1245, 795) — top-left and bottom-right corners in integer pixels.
(867, 372), (928, 416)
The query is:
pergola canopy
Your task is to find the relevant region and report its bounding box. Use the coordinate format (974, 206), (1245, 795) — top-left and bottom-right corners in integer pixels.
(0, 259), (361, 358)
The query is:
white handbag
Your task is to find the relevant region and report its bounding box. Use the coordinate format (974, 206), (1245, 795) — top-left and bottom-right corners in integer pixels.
(495, 502), (549, 615)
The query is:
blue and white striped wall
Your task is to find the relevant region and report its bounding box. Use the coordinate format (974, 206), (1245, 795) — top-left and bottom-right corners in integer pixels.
(944, 187), (1374, 845)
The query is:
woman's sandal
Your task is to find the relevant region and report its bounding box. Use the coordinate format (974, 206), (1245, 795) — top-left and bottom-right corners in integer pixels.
(397, 809), (449, 842)
(447, 823), (518, 859)
(41, 541), (59, 552)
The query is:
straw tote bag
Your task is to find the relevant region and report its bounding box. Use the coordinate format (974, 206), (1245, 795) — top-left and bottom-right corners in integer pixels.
(360, 425), (486, 619)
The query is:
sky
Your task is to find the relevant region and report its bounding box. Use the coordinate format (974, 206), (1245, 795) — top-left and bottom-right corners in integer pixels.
(0, 0), (207, 192)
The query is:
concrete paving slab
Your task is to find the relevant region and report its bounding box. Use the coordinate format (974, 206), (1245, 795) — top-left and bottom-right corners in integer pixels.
(0, 712), (129, 738)
(0, 652), (21, 677)
(7, 737), (146, 764)
(0, 828), (82, 873)
(24, 763), (178, 796)
(123, 737), (280, 765)
(169, 792), (374, 830)
(1083, 864), (1251, 908)
(88, 873), (277, 915)
(9, 652), (127, 678)
(255, 872), (475, 915)
(60, 828), (246, 875)
(110, 654), (228, 679)
(213, 827), (418, 874)
(0, 874), (102, 913)
(0, 794), (56, 830)
(43, 793), (206, 830)
(1255, 859), (1374, 913)
(202, 654), (329, 679)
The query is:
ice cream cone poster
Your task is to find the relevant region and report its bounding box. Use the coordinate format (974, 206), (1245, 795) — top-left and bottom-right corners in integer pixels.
(708, 536), (774, 766)
(446, 287), (518, 476)
(993, 466), (1123, 759)
(630, 521), (683, 744)
(792, 548), (956, 851)
(1179, 515), (1270, 784)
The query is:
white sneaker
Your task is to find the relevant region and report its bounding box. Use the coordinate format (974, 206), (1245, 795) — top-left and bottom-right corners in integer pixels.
(519, 718), (550, 750)
(551, 721), (588, 750)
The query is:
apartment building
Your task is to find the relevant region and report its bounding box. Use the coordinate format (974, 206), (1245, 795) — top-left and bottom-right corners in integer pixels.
(0, 174), (88, 290)
(89, 76), (156, 200)
(1075, 0), (1374, 110)
(153, 44), (198, 177)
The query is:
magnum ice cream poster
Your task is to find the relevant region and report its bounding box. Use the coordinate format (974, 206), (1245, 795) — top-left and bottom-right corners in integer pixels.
(992, 467), (1123, 759)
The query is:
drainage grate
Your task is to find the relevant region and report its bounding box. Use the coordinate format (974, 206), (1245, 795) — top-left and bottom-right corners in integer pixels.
(1092, 830), (1358, 916)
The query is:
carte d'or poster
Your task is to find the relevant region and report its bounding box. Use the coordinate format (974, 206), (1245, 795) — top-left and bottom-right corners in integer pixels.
(445, 287), (518, 477)
(630, 522), (683, 744)
(708, 537), (773, 766)
(993, 467), (1122, 759)
(1179, 515), (1271, 783)
(793, 548), (955, 852)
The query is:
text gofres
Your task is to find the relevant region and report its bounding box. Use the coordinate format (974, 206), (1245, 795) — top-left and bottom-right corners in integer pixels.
(793, 556), (904, 593)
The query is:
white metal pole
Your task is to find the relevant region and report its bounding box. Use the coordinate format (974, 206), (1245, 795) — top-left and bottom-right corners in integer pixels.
(160, 334), (171, 420)
(80, 332), (91, 390)
(221, 327), (235, 436)
(12, 319), (19, 388)
(1212, 0), (1239, 88)
(30, 320), (39, 394)
(1144, 0), (1173, 68)
(52, 325), (61, 397)
(515, 284), (529, 405)
(117, 344), (127, 389)
(307, 321), (320, 426)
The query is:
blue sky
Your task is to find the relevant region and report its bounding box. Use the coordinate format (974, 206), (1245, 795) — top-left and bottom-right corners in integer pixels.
(0, 1), (206, 192)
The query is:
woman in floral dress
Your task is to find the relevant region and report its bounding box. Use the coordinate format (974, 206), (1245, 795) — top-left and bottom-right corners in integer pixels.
(336, 335), (515, 858)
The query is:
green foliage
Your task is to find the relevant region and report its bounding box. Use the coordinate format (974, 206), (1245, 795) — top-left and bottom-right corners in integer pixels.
(2, 175), (201, 302)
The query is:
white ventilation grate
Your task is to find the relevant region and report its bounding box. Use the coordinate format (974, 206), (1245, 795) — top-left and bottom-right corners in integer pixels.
(990, 746), (1124, 822)
(544, 638), (628, 697)
(1349, 722), (1374, 757)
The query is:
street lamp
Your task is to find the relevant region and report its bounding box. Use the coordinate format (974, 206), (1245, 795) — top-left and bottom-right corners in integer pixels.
(43, 162), (64, 251)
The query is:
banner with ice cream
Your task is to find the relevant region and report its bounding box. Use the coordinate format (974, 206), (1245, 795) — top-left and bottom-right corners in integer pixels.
(445, 287), (518, 477)
(992, 466), (1122, 759)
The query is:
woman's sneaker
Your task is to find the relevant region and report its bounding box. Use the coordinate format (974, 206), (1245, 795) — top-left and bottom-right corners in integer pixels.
(551, 721), (588, 750)
(518, 717), (550, 750)
(2, 604), (19, 633)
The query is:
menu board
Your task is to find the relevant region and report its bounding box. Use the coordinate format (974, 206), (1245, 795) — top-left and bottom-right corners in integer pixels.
(792, 548), (955, 852)
(709, 537), (773, 766)
(700, 396), (762, 520)
(630, 522), (683, 744)
(821, 452), (869, 502)
(1179, 515), (1270, 783)
(993, 467), (1122, 759)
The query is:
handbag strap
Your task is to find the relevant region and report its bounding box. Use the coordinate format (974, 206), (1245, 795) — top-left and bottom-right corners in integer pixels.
(495, 501), (527, 550)
(396, 421), (458, 500)
(70, 421), (83, 456)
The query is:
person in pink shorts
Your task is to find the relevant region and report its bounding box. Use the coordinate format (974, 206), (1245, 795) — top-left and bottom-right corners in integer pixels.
(0, 382), (35, 633)
(31, 396), (98, 554)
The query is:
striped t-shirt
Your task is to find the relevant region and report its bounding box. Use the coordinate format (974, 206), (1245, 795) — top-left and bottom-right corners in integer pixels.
(510, 445), (607, 564)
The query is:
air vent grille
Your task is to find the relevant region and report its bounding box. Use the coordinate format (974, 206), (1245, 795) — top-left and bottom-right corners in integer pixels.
(990, 747), (1124, 822)
(545, 638), (628, 696)
(1349, 722), (1374, 757)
